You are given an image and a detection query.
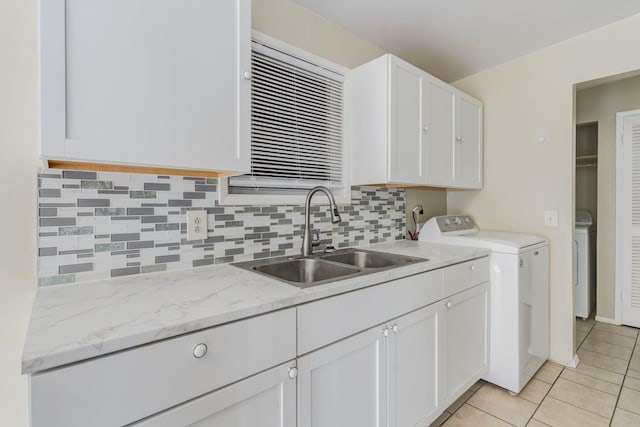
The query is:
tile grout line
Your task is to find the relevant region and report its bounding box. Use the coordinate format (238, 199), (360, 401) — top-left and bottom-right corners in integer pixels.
(606, 325), (639, 427)
(462, 399), (518, 426)
(527, 362), (568, 426)
(579, 341), (635, 361)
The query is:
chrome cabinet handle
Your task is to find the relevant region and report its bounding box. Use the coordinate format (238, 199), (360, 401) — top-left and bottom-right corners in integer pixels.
(423, 126), (429, 132)
(243, 71), (252, 80)
(469, 265), (476, 271)
(392, 324), (399, 333)
(445, 301), (452, 308)
(193, 343), (208, 358)
(382, 328), (389, 337)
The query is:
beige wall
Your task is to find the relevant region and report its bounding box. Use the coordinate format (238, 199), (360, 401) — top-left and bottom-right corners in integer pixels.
(0, 0), (39, 425)
(0, 0), (383, 424)
(576, 74), (640, 320)
(448, 13), (640, 365)
(252, 0), (384, 69)
(405, 189), (448, 237)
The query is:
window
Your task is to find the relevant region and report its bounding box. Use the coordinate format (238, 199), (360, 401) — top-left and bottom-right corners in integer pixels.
(220, 33), (349, 205)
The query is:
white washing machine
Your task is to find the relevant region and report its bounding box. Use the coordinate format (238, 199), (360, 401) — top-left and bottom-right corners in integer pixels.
(419, 215), (549, 394)
(575, 210), (596, 319)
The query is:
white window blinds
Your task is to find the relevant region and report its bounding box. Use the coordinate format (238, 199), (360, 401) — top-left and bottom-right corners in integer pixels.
(229, 41), (345, 193)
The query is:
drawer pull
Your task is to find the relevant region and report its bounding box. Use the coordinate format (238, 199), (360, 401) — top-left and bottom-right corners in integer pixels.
(469, 265), (476, 271)
(392, 324), (399, 333)
(288, 367), (298, 379)
(382, 328), (389, 337)
(193, 343), (208, 358)
(446, 301), (452, 308)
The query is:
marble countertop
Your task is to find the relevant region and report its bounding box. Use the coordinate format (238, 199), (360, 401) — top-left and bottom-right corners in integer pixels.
(22, 241), (490, 374)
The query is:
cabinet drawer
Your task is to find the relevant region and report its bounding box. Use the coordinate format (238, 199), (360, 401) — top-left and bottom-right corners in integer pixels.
(443, 257), (489, 296)
(297, 270), (442, 355)
(30, 308), (296, 427)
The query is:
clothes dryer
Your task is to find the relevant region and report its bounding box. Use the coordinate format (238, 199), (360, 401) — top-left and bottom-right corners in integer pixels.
(575, 210), (596, 319)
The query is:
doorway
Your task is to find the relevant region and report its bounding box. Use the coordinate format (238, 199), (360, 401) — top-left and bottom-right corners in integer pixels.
(575, 72), (640, 329)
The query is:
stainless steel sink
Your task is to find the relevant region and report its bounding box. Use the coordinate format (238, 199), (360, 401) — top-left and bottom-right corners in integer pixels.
(232, 248), (428, 288)
(253, 258), (360, 287)
(321, 249), (424, 269)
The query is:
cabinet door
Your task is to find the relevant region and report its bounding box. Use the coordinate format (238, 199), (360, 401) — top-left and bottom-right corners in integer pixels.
(132, 362), (296, 427)
(389, 57), (424, 184)
(387, 304), (444, 427)
(455, 93), (483, 189)
(40, 0), (250, 174)
(424, 78), (456, 187)
(443, 282), (489, 405)
(298, 326), (387, 427)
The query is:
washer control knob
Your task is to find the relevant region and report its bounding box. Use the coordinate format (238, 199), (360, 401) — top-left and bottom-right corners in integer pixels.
(193, 343), (208, 358)
(452, 217), (462, 226)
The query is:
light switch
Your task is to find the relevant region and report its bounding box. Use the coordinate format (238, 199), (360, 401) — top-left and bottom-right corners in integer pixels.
(187, 210), (208, 240)
(543, 210), (558, 228)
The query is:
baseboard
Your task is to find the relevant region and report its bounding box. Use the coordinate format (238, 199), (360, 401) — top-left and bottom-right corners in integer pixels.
(595, 315), (619, 325)
(567, 354), (580, 368)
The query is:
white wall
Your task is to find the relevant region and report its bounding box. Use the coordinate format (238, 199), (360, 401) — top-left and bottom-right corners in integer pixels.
(576, 74), (640, 320)
(0, 0), (38, 425)
(448, 13), (640, 365)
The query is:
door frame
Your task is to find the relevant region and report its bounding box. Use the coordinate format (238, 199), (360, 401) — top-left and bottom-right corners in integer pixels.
(615, 109), (640, 324)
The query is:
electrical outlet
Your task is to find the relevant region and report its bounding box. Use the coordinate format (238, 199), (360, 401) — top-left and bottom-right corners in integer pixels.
(187, 210), (208, 240)
(543, 210), (558, 228)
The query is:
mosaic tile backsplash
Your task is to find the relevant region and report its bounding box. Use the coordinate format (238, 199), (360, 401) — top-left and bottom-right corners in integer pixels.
(37, 170), (406, 286)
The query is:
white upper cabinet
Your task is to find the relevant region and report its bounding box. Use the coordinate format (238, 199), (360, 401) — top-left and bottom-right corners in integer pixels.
(424, 79), (456, 187)
(389, 58), (425, 184)
(455, 93), (483, 189)
(349, 54), (483, 189)
(39, 0), (251, 175)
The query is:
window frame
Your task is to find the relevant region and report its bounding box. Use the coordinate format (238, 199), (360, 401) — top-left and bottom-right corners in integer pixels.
(219, 31), (351, 206)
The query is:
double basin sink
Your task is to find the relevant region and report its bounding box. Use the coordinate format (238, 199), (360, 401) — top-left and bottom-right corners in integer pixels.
(233, 248), (427, 288)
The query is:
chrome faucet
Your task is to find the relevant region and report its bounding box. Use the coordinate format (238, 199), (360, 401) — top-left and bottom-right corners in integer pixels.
(301, 186), (342, 256)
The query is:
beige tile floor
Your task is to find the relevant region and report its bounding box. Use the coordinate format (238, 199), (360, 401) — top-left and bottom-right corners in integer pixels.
(431, 318), (640, 427)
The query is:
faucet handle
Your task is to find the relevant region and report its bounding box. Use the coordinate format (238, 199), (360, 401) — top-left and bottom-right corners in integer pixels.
(311, 230), (320, 247)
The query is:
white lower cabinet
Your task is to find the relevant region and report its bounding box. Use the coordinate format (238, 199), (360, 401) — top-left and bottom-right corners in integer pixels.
(388, 303), (444, 427)
(28, 257), (490, 427)
(29, 309), (296, 427)
(443, 282), (490, 405)
(298, 303), (444, 427)
(133, 361), (297, 427)
(297, 325), (387, 427)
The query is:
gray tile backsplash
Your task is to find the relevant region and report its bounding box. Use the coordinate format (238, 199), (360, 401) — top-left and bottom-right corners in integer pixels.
(37, 170), (406, 286)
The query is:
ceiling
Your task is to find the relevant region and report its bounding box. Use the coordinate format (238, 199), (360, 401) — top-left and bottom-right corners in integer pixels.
(293, 0), (640, 82)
